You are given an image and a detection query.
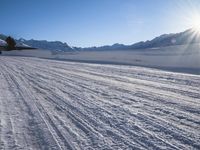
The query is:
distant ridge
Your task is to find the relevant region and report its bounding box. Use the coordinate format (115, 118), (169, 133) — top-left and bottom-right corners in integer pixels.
(18, 39), (74, 51)
(1, 28), (200, 51)
(0, 34), (7, 41)
(79, 28), (200, 50)
(129, 28), (200, 49)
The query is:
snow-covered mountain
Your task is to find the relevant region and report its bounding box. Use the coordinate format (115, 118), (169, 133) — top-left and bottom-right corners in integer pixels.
(0, 34), (7, 41)
(129, 28), (200, 49)
(80, 28), (200, 50)
(0, 34), (73, 51)
(1, 28), (200, 51)
(0, 34), (32, 49)
(0, 39), (6, 46)
(0, 34), (7, 48)
(18, 38), (74, 51)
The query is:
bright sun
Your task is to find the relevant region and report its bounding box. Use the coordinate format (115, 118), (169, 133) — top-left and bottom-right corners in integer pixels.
(193, 22), (200, 32)
(194, 26), (200, 33)
(191, 15), (200, 33)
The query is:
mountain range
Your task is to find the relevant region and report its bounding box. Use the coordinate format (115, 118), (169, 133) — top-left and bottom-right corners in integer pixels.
(1, 28), (200, 51)
(18, 38), (73, 51)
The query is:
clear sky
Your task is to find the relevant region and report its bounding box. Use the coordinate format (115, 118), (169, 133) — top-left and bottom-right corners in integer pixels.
(1, 0), (200, 47)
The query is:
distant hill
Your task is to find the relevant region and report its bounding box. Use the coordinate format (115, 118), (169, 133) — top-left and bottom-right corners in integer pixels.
(129, 28), (200, 49)
(0, 34), (72, 51)
(18, 38), (74, 51)
(0, 34), (7, 41)
(0, 34), (35, 50)
(80, 28), (200, 50)
(1, 28), (200, 51)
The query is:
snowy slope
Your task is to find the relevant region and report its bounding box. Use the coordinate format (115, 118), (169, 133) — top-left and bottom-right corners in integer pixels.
(0, 39), (6, 46)
(0, 56), (199, 150)
(3, 42), (199, 74)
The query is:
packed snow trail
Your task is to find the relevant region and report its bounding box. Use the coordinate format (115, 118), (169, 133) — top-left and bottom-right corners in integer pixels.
(0, 56), (199, 150)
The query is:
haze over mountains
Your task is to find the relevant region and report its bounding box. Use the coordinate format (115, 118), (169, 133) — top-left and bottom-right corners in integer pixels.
(1, 28), (200, 51)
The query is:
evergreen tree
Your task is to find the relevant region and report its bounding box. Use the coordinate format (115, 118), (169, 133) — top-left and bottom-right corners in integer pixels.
(6, 36), (16, 50)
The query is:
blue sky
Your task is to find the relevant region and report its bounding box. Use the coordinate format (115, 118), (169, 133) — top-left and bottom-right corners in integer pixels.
(1, 0), (200, 47)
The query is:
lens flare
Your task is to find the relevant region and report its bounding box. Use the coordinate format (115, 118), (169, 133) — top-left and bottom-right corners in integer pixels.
(191, 15), (200, 33)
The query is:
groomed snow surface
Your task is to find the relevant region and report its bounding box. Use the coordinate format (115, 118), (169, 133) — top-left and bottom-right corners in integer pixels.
(0, 56), (199, 150)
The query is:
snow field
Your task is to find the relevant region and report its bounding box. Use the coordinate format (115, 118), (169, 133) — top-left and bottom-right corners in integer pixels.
(0, 56), (199, 149)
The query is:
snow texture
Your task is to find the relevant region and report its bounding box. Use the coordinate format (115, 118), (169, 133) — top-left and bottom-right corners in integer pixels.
(2, 43), (200, 75)
(0, 56), (199, 150)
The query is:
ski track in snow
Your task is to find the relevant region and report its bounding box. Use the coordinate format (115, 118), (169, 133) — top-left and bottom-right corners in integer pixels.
(0, 56), (199, 150)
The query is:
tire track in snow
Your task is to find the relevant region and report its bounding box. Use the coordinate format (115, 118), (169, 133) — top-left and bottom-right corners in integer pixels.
(0, 62), (62, 149)
(2, 56), (200, 149)
(13, 62), (175, 149)
(0, 56), (199, 150)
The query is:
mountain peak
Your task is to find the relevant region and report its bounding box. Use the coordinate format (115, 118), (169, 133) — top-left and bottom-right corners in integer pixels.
(18, 39), (74, 51)
(2, 28), (200, 51)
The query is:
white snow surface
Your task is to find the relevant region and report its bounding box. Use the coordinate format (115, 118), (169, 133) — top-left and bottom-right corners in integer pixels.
(0, 39), (6, 46)
(0, 56), (200, 150)
(2, 43), (200, 73)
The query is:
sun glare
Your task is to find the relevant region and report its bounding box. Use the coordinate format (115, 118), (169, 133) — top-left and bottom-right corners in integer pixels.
(193, 25), (200, 33)
(194, 26), (200, 34)
(190, 15), (200, 33)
